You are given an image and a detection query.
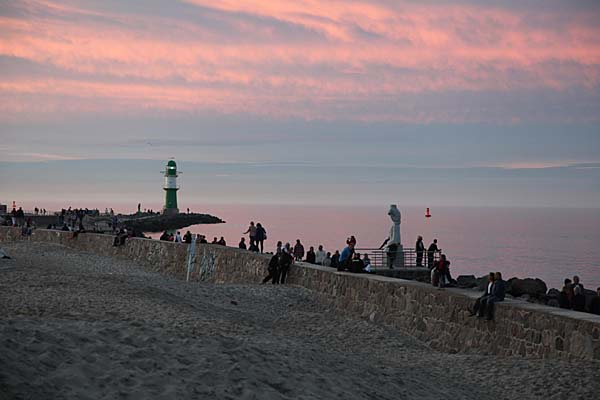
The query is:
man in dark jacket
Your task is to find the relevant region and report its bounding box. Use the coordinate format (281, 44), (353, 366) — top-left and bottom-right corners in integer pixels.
(485, 272), (506, 320)
(262, 254), (280, 284)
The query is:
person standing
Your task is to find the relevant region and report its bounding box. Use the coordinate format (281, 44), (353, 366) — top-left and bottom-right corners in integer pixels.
(255, 223), (267, 253)
(293, 239), (305, 261)
(315, 245), (327, 265)
(427, 239), (439, 268)
(415, 236), (425, 267)
(243, 222), (257, 248)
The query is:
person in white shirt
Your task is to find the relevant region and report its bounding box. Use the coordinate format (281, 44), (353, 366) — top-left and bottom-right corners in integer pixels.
(322, 252), (332, 267)
(315, 245), (327, 265)
(174, 231), (182, 243)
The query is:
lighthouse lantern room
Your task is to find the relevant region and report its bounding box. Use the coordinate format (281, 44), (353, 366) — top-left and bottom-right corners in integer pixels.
(162, 159), (179, 215)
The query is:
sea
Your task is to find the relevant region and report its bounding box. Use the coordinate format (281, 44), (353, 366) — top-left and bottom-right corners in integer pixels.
(147, 205), (600, 290)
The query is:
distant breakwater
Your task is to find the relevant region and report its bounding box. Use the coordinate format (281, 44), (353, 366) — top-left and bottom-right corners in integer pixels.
(122, 213), (224, 233)
(1, 226), (599, 362)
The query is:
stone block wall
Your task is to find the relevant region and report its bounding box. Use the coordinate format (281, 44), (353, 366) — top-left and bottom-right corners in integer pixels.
(2, 227), (599, 361)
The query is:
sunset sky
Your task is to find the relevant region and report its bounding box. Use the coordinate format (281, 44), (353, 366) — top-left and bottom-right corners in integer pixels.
(0, 0), (599, 208)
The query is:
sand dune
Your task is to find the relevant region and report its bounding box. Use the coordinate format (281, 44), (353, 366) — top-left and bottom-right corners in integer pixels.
(0, 241), (598, 399)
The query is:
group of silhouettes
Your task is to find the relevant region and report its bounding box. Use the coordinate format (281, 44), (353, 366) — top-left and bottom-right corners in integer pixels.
(559, 276), (600, 315)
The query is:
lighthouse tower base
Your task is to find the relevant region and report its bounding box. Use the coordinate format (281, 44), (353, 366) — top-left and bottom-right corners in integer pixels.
(162, 207), (179, 216)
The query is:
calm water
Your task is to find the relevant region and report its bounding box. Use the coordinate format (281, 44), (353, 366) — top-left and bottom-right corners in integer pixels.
(149, 205), (600, 290)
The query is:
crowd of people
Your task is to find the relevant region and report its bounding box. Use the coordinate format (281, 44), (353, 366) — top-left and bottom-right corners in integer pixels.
(559, 276), (600, 315)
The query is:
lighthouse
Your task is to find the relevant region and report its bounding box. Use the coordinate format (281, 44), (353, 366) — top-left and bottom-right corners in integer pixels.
(162, 159), (179, 215)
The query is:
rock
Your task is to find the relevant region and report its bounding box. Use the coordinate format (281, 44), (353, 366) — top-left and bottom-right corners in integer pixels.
(456, 275), (477, 288)
(476, 276), (490, 291)
(506, 278), (548, 299)
(546, 288), (560, 298)
(547, 299), (560, 308)
(230, 300), (238, 306)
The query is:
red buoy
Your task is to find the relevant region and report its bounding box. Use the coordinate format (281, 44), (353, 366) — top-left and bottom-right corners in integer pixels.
(425, 207), (431, 218)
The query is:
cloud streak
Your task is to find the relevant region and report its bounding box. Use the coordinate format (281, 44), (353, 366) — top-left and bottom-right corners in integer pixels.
(0, 0), (599, 122)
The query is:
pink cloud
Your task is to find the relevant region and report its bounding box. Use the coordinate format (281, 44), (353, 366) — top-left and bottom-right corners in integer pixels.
(0, 0), (599, 122)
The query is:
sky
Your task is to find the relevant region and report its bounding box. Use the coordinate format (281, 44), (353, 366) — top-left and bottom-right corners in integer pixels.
(0, 0), (599, 208)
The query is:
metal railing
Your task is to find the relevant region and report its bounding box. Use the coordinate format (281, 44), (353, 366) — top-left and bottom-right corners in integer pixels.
(354, 247), (440, 269)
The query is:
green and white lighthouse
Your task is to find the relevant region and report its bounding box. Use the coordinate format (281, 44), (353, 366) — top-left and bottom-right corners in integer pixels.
(162, 159), (179, 215)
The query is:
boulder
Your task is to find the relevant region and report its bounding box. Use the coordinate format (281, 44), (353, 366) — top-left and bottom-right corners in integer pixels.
(456, 275), (477, 288)
(506, 278), (548, 299)
(476, 276), (490, 291)
(546, 288), (560, 298)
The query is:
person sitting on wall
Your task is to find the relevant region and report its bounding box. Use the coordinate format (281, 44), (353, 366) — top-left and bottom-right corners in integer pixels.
(217, 236), (226, 246)
(349, 252), (365, 273)
(558, 278), (573, 309)
(262, 253), (280, 284)
(306, 246), (316, 264)
(362, 253), (373, 273)
(315, 245), (327, 265)
(159, 231), (170, 241)
(338, 242), (354, 271)
(331, 250), (340, 269)
(239, 237), (247, 250)
(322, 252), (332, 267)
(484, 272), (506, 320)
(589, 288), (600, 315)
(571, 275), (586, 312)
(183, 231), (193, 244)
(469, 272), (496, 317)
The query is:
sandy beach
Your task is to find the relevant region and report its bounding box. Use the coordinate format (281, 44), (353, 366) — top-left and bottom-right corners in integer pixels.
(0, 241), (598, 400)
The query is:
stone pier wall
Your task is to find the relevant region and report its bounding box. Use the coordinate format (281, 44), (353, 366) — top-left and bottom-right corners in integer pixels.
(2, 227), (599, 361)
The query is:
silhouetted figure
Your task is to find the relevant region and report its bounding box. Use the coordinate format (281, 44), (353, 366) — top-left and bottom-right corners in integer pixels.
(262, 254), (280, 284)
(558, 278), (573, 309)
(243, 221), (257, 248)
(590, 288), (600, 315)
(306, 246), (316, 264)
(331, 250), (340, 269)
(427, 239), (439, 268)
(293, 239), (305, 261)
(415, 236), (425, 267)
(255, 222), (267, 253)
(572, 275), (586, 312)
(217, 236), (226, 246)
(160, 231), (170, 241)
(279, 244), (293, 284)
(183, 231), (192, 244)
(349, 252), (365, 273)
(239, 237), (247, 250)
